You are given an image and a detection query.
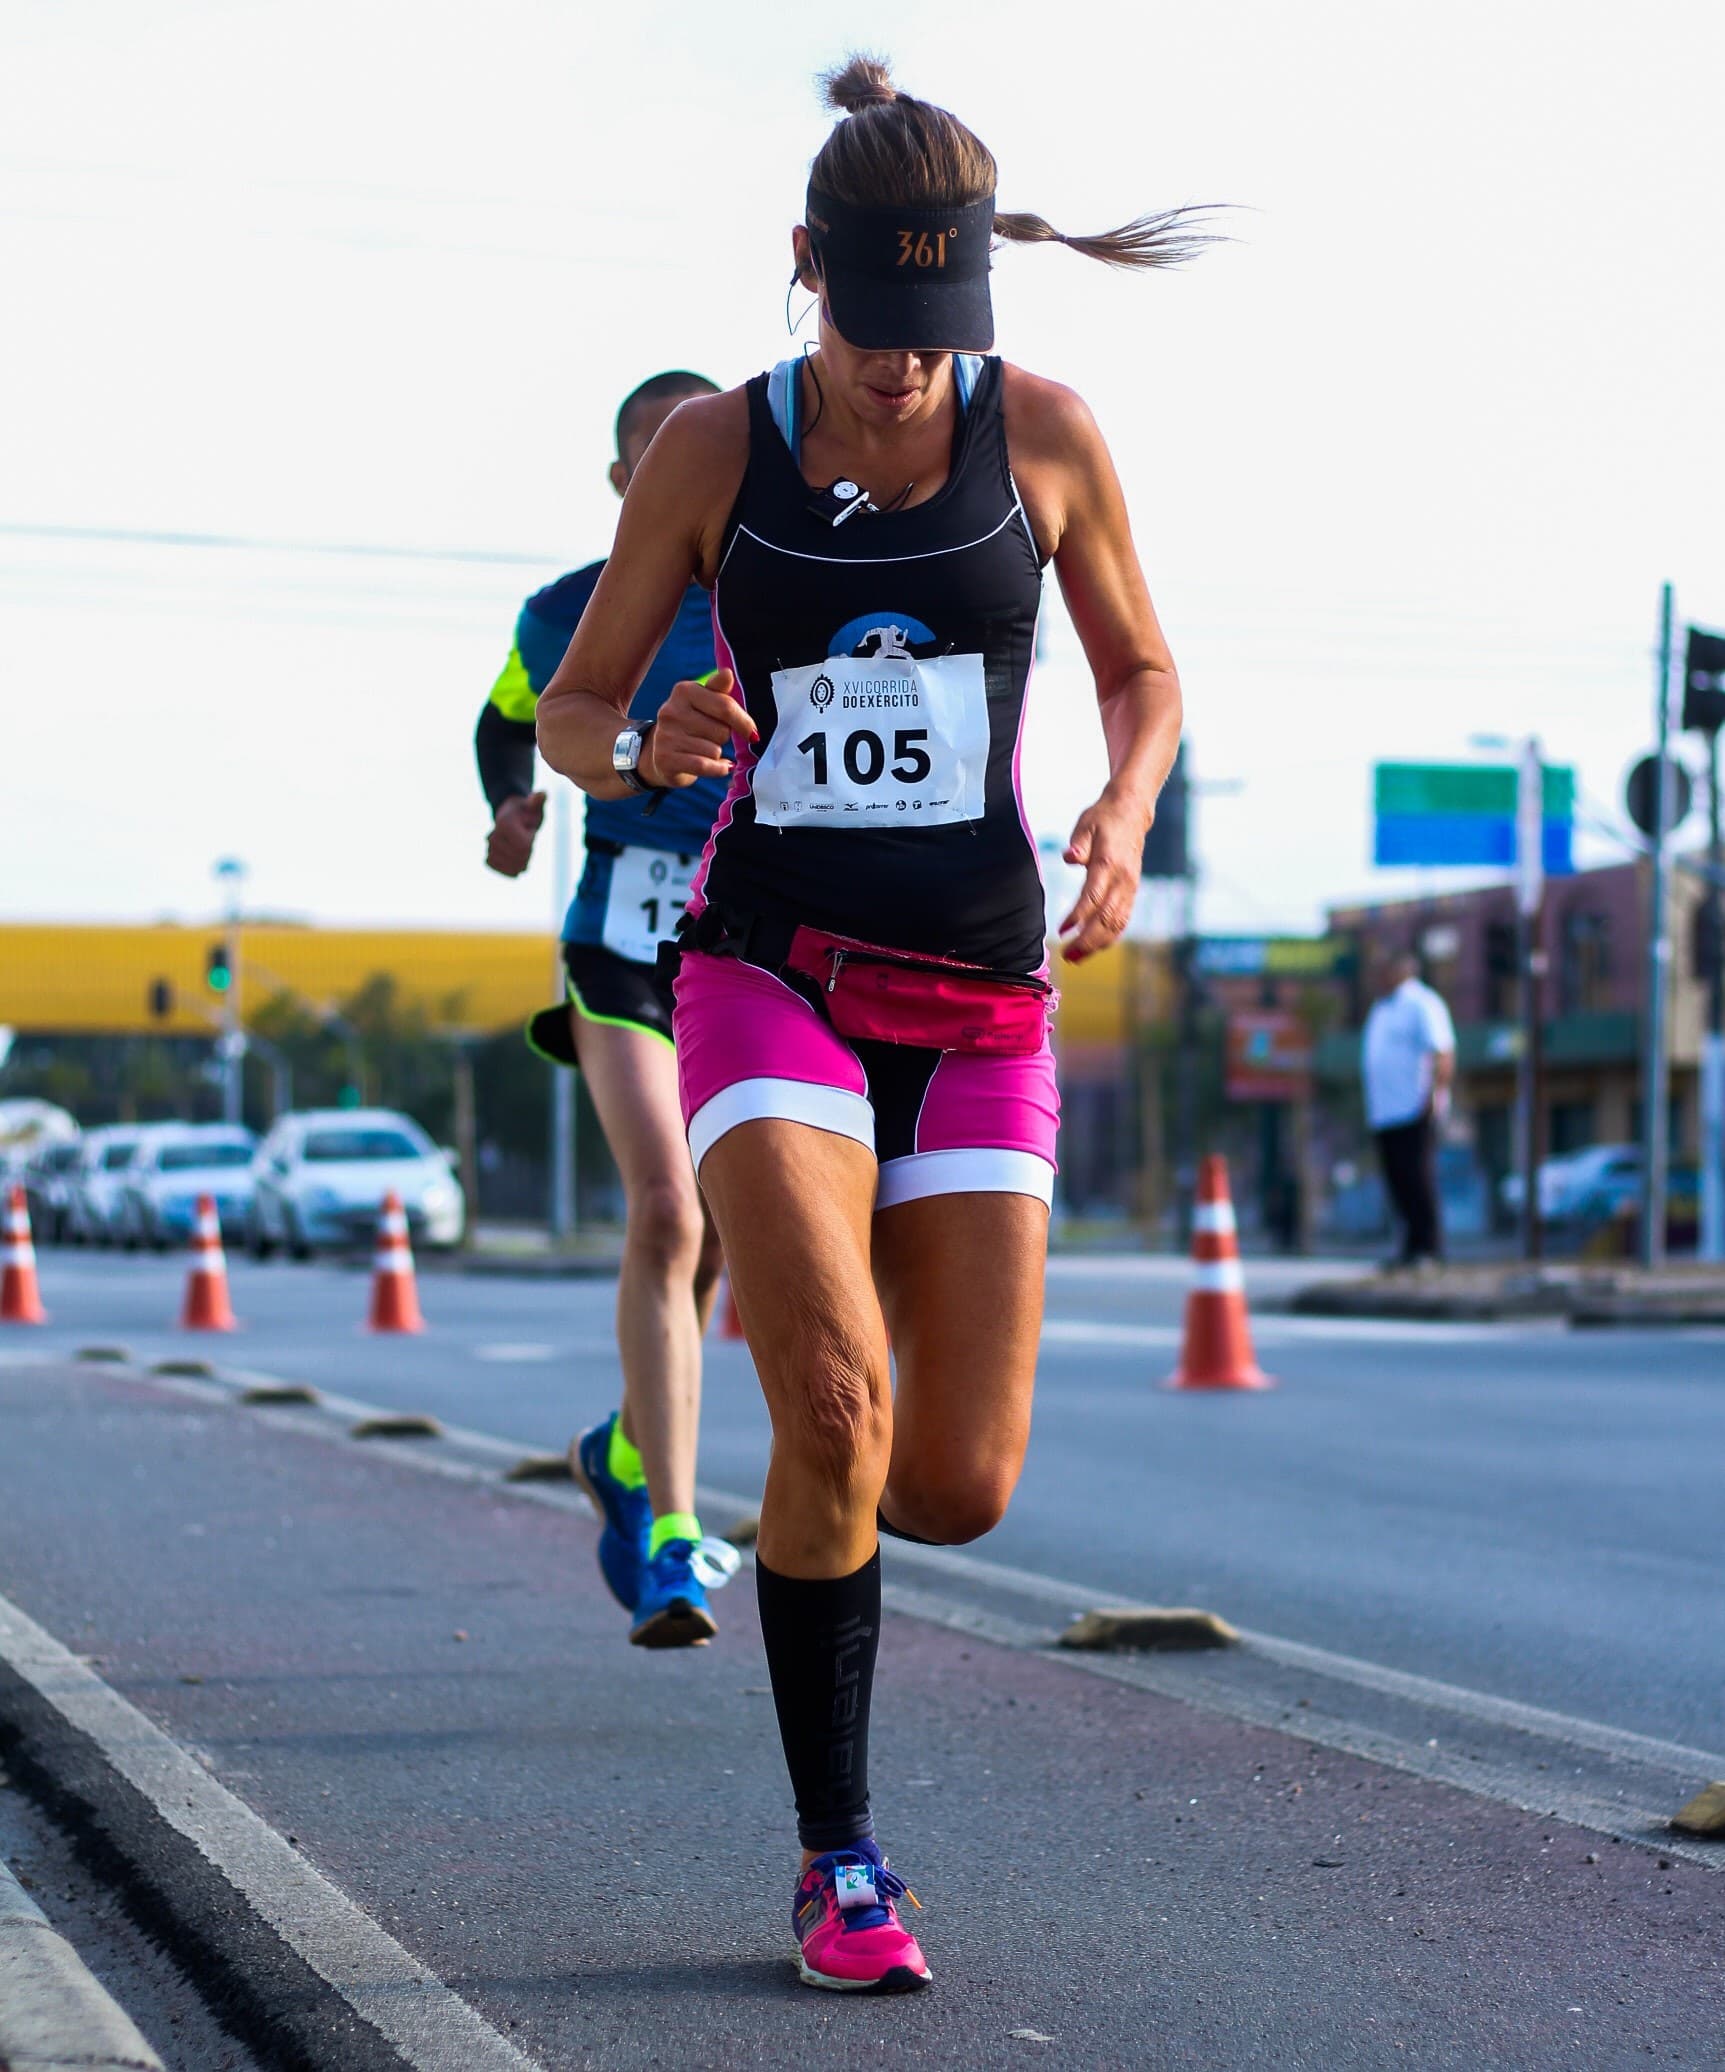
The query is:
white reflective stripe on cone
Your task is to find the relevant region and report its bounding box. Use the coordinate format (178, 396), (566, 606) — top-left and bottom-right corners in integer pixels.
(1193, 1202), (1238, 1236)
(373, 1254), (412, 1274)
(1191, 1260), (1246, 1295)
(3, 1244), (34, 1267)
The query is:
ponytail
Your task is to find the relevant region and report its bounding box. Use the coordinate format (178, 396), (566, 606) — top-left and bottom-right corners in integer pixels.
(813, 55), (1223, 276)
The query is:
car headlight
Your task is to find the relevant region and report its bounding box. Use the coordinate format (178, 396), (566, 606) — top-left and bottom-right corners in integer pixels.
(420, 1182), (457, 1212)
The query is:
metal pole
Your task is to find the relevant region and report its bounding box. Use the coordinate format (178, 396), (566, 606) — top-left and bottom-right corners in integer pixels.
(1515, 739), (1546, 1262)
(1700, 725), (1725, 1260)
(452, 1040), (478, 1252)
(216, 860), (246, 1126)
(1642, 583), (1675, 1269)
(548, 788), (577, 1242)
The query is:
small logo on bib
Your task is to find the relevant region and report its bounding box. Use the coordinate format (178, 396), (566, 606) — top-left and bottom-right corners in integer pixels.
(811, 675), (835, 710)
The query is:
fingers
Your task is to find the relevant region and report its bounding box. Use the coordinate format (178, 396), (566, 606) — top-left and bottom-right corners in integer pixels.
(522, 790), (546, 826)
(1058, 858), (1137, 962)
(644, 671), (758, 788)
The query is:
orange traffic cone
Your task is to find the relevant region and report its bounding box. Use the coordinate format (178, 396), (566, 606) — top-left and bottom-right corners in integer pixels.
(2, 1185), (47, 1325)
(717, 1272), (745, 1341)
(367, 1191), (424, 1334)
(179, 1193), (237, 1332)
(1168, 1155), (1273, 1391)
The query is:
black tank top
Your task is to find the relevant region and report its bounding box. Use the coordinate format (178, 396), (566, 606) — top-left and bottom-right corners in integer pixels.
(692, 356), (1048, 974)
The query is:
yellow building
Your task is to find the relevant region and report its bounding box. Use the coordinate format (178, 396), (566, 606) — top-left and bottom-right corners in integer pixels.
(0, 923), (563, 1038)
(0, 920), (1152, 1046)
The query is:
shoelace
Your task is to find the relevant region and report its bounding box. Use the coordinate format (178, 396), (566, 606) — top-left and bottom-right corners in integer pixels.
(819, 1854), (922, 1932)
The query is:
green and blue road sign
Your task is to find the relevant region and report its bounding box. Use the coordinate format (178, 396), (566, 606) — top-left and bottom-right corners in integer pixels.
(1373, 762), (1575, 873)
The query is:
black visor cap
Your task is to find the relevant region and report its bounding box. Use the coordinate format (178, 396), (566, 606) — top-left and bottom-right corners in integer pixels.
(805, 188), (996, 352)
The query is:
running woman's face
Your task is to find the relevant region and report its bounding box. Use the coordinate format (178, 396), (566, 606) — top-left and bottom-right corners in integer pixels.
(793, 226), (952, 429)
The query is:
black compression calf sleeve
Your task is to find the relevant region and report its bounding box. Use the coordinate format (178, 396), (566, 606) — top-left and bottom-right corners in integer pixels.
(754, 1551), (880, 1853)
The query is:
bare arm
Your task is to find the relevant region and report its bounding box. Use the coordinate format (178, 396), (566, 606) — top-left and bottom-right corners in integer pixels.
(1006, 367), (1183, 962)
(535, 391), (756, 798)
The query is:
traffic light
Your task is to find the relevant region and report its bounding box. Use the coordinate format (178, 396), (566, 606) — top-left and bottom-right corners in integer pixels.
(1694, 900), (1723, 983)
(1142, 744), (1190, 879)
(205, 941), (233, 995)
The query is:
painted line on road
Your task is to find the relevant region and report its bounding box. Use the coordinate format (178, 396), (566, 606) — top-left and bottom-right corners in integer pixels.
(0, 1590), (541, 2072)
(51, 1357), (1725, 1874)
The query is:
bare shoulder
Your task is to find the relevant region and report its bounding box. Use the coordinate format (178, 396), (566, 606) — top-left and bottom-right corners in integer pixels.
(999, 362), (1106, 465)
(999, 363), (1116, 561)
(622, 384), (753, 583)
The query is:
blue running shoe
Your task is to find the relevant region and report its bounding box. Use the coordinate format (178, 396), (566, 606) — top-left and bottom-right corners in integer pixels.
(629, 1540), (718, 1649)
(570, 1414), (652, 1612)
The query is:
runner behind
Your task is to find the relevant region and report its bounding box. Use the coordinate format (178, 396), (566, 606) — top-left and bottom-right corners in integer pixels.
(477, 369), (730, 1648)
(535, 60), (1200, 1986)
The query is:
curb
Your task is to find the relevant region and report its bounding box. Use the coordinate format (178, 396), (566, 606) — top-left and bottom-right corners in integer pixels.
(0, 1852), (164, 2072)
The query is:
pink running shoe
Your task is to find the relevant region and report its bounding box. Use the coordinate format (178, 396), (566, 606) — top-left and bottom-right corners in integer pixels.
(792, 1839), (931, 1993)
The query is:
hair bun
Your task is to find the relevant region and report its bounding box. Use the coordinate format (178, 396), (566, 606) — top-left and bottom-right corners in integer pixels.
(820, 54), (899, 114)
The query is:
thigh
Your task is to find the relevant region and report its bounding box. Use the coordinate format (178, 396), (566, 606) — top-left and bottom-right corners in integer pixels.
(872, 1189), (1048, 1482)
(570, 1001), (698, 1208)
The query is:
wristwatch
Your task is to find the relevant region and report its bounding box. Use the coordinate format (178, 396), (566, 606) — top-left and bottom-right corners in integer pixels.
(612, 719), (663, 795)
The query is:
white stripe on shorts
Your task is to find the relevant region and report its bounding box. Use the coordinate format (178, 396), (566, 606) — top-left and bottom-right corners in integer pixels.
(687, 1077), (875, 1172)
(1191, 1259), (1245, 1294)
(875, 1147), (1056, 1211)
(1193, 1202), (1237, 1235)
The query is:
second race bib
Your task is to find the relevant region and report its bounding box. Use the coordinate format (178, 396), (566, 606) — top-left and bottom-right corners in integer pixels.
(601, 846), (697, 965)
(750, 651), (989, 830)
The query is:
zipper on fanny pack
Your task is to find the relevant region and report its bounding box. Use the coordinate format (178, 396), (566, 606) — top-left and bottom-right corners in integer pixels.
(824, 948), (1051, 1000)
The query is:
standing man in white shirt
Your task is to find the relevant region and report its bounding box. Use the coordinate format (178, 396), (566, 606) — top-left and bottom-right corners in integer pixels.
(1362, 951), (1457, 1269)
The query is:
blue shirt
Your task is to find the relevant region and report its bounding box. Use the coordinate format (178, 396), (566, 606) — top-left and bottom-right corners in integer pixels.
(484, 564), (728, 942)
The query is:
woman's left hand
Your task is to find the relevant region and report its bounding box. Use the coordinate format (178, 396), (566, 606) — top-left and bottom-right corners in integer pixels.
(1059, 791), (1148, 962)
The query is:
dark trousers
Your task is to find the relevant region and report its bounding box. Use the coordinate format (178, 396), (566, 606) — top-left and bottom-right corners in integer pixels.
(1376, 1111), (1441, 1263)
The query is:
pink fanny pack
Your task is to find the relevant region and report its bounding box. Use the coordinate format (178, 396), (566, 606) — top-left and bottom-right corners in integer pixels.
(782, 926), (1056, 1056)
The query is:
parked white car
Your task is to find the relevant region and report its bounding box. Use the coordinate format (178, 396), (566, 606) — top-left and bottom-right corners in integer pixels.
(115, 1126), (257, 1250)
(1501, 1143), (1640, 1224)
(247, 1109), (464, 1258)
(65, 1126), (158, 1244)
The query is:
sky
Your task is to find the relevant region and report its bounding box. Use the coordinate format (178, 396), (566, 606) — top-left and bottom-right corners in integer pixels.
(3, 0), (1723, 941)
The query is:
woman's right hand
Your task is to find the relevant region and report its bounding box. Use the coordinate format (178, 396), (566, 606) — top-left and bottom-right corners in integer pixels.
(640, 668), (758, 788)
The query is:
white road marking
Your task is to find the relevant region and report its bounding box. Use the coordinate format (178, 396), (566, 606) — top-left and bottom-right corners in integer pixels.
(472, 1343), (557, 1363)
(0, 1592), (541, 2072)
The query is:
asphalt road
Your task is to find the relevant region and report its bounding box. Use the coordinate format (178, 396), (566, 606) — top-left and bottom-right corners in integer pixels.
(1, 1357), (1719, 2071)
(17, 1247), (1723, 1752)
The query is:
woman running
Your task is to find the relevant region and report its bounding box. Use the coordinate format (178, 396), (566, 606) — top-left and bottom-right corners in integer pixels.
(537, 56), (1197, 1990)
(478, 370), (731, 1648)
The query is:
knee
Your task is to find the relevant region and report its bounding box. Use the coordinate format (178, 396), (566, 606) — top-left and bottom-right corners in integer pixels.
(625, 1174), (703, 1278)
(770, 1308), (890, 1500)
(885, 1463), (1015, 1546)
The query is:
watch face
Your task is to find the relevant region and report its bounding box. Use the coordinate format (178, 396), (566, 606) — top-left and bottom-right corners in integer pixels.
(613, 728), (641, 772)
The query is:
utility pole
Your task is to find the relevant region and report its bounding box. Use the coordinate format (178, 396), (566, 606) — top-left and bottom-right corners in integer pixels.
(548, 788), (577, 1242)
(1514, 739), (1547, 1262)
(1642, 583), (1676, 1269)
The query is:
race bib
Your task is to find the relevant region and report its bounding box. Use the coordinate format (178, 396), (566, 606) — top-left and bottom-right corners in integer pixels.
(751, 651), (989, 830)
(601, 846), (698, 965)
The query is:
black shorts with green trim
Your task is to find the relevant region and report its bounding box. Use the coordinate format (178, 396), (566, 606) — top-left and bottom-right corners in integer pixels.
(524, 943), (676, 1067)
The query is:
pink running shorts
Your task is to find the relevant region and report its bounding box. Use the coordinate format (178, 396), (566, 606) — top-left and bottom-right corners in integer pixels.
(673, 950), (1059, 1209)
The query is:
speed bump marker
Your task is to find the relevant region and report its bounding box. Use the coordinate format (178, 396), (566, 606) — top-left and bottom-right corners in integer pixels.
(1671, 1782), (1725, 1836)
(349, 1413), (443, 1440)
(1058, 1606), (1239, 1653)
(504, 1453), (574, 1482)
(240, 1383), (321, 1406)
(75, 1345), (131, 1363)
(152, 1357), (216, 1378)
